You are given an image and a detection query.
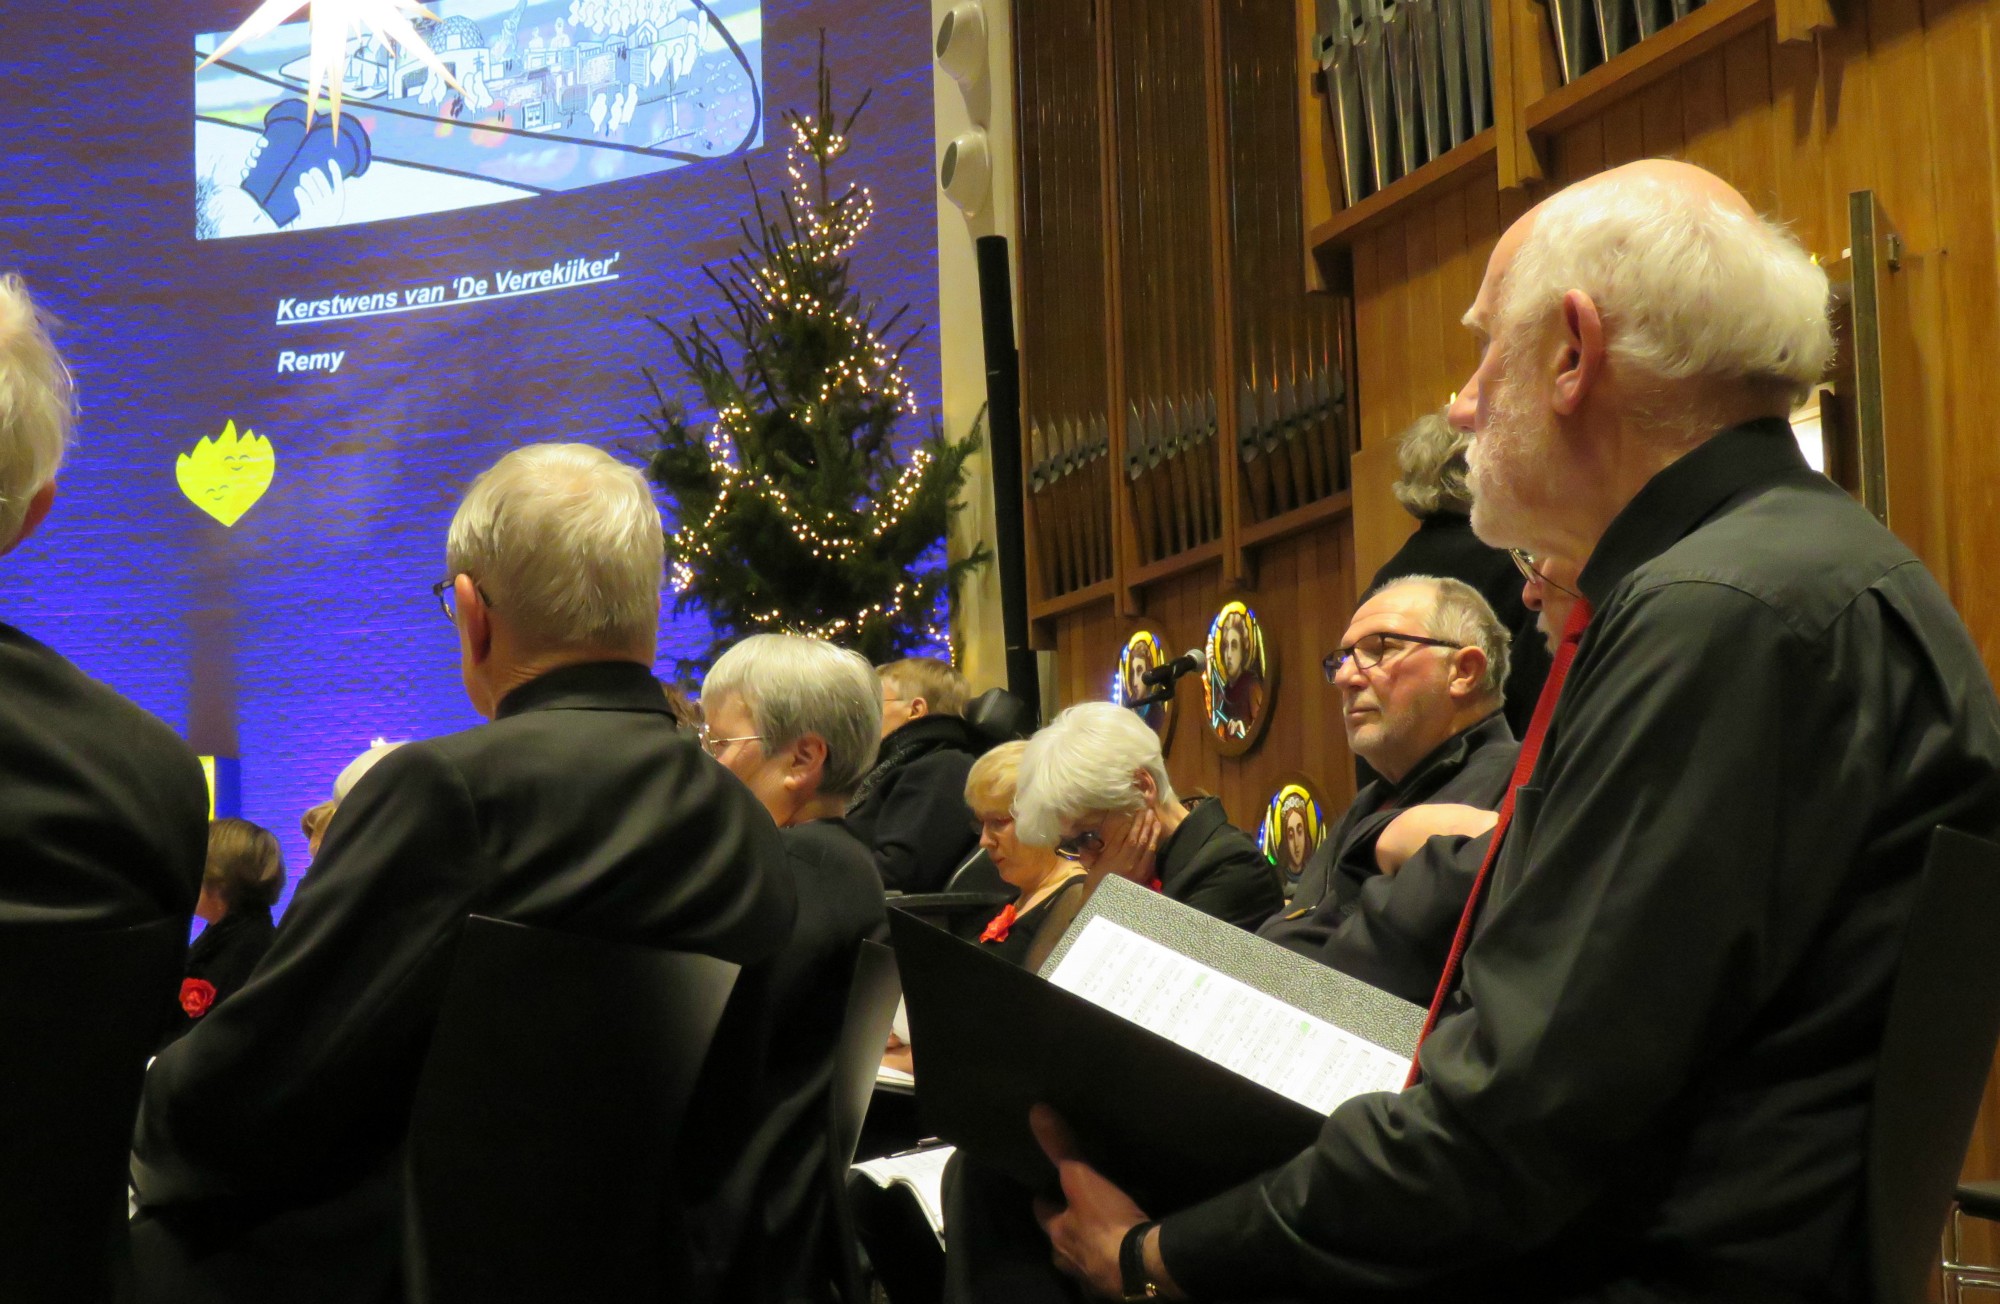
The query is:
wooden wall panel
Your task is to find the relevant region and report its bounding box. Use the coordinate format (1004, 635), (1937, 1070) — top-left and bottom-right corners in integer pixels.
(1044, 523), (1361, 836)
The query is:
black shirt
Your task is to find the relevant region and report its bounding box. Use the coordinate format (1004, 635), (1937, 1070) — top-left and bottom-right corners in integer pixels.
(1318, 828), (1492, 1006)
(978, 874), (1085, 969)
(1155, 798), (1284, 932)
(1260, 712), (1516, 952)
(1159, 421), (2000, 1302)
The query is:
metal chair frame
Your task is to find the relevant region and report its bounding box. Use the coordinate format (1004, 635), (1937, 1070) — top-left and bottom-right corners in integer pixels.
(1941, 1195), (2000, 1302)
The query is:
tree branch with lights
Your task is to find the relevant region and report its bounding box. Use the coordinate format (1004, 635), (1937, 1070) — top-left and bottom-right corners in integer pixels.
(645, 39), (989, 675)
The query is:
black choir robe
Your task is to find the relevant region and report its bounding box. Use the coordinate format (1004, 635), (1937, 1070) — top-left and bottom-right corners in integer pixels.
(131, 661), (796, 1304)
(0, 621), (206, 929)
(683, 815), (888, 1303)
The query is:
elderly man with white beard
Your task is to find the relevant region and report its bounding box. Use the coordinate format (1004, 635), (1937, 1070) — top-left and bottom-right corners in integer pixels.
(1028, 160), (2000, 1303)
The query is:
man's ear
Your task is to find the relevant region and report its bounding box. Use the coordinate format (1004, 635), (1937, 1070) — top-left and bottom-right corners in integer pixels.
(1552, 290), (1605, 416)
(1448, 647), (1490, 701)
(0, 481), (56, 557)
(455, 574), (494, 666)
(1133, 768), (1158, 803)
(907, 696), (931, 720)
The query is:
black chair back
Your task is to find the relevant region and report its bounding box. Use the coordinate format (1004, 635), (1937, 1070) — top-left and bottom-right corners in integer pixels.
(402, 916), (739, 1304)
(885, 890), (1017, 943)
(964, 688), (1037, 747)
(944, 847), (1008, 896)
(0, 915), (184, 1303)
(1867, 827), (2000, 1304)
(822, 941), (904, 1302)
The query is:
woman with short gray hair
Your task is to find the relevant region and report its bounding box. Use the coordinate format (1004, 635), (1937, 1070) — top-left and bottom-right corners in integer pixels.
(689, 633), (887, 1301)
(701, 634), (883, 810)
(1013, 702), (1280, 931)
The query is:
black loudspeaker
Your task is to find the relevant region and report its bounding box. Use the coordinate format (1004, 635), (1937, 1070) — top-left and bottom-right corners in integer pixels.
(973, 235), (1040, 715)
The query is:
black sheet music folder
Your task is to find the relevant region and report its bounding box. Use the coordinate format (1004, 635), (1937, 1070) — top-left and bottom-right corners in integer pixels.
(890, 876), (1424, 1213)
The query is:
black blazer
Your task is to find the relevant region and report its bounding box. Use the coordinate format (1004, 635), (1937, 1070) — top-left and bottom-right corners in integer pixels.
(683, 816), (887, 1303)
(132, 661), (796, 1303)
(0, 622), (206, 929)
(164, 907), (277, 1046)
(1158, 798), (1284, 932)
(846, 715), (985, 893)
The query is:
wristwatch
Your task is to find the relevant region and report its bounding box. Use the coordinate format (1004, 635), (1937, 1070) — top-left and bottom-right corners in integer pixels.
(1119, 1220), (1162, 1300)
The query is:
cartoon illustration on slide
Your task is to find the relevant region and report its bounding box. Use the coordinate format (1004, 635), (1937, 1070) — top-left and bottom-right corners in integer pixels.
(194, 0), (762, 239)
(177, 420), (276, 527)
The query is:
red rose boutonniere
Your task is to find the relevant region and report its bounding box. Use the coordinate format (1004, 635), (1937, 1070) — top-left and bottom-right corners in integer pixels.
(979, 904), (1019, 945)
(180, 977), (218, 1018)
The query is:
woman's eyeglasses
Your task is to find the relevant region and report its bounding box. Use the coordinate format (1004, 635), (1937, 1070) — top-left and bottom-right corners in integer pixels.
(1054, 827), (1106, 861)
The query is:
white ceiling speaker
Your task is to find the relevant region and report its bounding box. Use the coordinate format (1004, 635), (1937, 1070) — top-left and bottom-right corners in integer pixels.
(936, 3), (989, 87)
(940, 130), (991, 216)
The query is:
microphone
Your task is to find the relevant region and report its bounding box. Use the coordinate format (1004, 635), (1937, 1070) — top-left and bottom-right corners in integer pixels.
(1140, 648), (1205, 688)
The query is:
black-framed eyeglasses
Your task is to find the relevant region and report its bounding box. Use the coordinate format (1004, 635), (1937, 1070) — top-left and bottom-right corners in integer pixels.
(1055, 826), (1106, 862)
(1508, 549), (1583, 601)
(431, 577), (496, 625)
(1322, 633), (1464, 682)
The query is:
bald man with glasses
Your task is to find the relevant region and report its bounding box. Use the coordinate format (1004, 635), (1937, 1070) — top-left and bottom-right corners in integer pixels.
(1258, 576), (1519, 963)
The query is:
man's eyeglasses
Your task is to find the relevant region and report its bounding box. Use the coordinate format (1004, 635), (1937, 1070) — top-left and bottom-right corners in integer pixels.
(1508, 549), (1583, 600)
(1055, 826), (1106, 861)
(430, 577), (496, 624)
(696, 723), (762, 758)
(1322, 633), (1464, 682)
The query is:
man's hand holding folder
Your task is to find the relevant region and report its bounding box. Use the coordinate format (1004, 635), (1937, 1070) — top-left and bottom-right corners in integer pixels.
(1032, 1103), (1186, 1299)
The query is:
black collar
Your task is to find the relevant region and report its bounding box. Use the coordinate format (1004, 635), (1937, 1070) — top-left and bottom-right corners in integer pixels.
(494, 660), (674, 720)
(1578, 418), (1807, 607)
(1380, 710), (1514, 802)
(1158, 796), (1228, 879)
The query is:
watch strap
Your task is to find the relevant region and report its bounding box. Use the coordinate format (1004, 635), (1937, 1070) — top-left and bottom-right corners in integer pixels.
(1119, 1219), (1162, 1300)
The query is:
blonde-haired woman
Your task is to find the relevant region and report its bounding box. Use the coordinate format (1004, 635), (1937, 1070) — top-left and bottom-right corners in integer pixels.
(967, 741), (1085, 969)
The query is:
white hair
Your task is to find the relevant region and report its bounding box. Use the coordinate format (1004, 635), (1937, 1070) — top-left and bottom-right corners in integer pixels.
(1013, 701), (1179, 848)
(703, 634), (883, 797)
(333, 740), (405, 803)
(446, 443), (662, 651)
(0, 275), (73, 547)
(1498, 170), (1833, 412)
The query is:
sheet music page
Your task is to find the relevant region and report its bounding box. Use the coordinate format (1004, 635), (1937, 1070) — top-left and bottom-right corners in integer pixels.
(852, 1145), (954, 1241)
(1047, 916), (1409, 1114)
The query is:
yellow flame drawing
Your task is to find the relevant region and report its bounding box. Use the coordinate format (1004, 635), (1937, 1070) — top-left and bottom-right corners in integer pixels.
(202, 0), (462, 131)
(177, 420), (276, 528)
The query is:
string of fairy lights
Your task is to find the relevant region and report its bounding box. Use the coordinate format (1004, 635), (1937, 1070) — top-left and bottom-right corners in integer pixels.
(667, 110), (933, 615)
(739, 580), (948, 649)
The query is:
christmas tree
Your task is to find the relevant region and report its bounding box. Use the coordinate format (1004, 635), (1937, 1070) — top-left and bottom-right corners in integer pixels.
(645, 40), (989, 674)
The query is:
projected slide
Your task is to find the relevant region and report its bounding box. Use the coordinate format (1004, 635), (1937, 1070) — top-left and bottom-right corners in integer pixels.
(193, 0), (763, 239)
